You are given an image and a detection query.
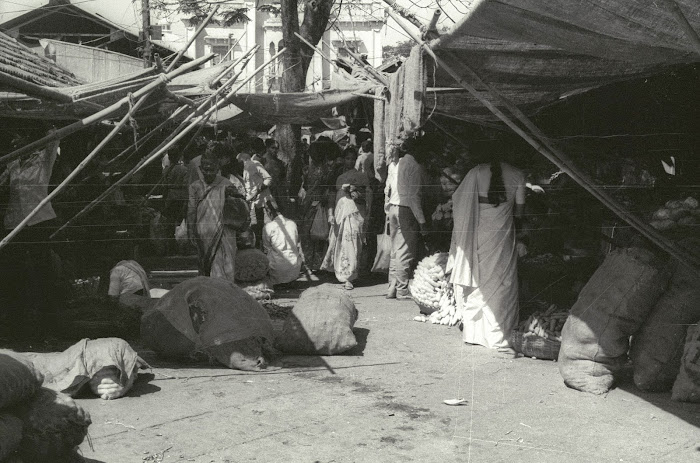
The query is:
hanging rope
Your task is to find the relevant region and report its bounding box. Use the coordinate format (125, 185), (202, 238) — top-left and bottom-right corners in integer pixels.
(127, 92), (140, 146)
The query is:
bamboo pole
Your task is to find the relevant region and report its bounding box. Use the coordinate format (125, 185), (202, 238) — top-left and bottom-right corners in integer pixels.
(0, 53), (216, 168)
(387, 9), (700, 274)
(137, 46), (259, 163)
(335, 35), (389, 86)
(0, 85), (159, 251)
(51, 48), (287, 239)
(294, 32), (340, 72)
(166, 5), (220, 73)
(80, 104), (190, 184)
(210, 44), (259, 88)
(0, 71), (74, 103)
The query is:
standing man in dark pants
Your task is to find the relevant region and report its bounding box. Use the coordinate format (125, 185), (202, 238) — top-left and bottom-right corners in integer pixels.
(384, 138), (429, 300)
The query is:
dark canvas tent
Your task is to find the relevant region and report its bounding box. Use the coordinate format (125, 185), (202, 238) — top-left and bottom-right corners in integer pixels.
(384, 0), (700, 271)
(424, 0), (700, 123)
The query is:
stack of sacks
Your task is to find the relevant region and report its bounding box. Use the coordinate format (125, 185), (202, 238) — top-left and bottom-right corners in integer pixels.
(0, 351), (91, 462)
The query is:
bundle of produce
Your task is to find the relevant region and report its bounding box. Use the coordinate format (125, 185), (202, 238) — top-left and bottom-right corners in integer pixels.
(510, 305), (568, 360)
(409, 253), (450, 314)
(235, 249), (270, 282)
(238, 279), (275, 301)
(426, 285), (461, 326)
(431, 200), (453, 222)
(516, 304), (568, 342)
(649, 196), (699, 231)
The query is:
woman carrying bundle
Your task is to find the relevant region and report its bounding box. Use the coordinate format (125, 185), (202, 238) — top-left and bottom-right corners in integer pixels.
(187, 146), (241, 281)
(448, 154), (525, 352)
(321, 147), (369, 290)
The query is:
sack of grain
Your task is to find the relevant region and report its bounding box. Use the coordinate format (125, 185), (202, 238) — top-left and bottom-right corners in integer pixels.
(25, 338), (145, 400)
(558, 247), (668, 394)
(235, 248), (269, 282)
(0, 413), (23, 461)
(276, 284), (358, 355)
(11, 387), (91, 462)
(631, 238), (700, 392)
(671, 324), (700, 403)
(141, 277), (275, 370)
(0, 351), (44, 409)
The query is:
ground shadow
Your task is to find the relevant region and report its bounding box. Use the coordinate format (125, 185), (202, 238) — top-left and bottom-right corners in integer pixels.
(344, 327), (369, 356)
(615, 375), (700, 429)
(128, 372), (162, 397)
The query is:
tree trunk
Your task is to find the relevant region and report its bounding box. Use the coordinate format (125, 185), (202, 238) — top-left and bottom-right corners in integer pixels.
(279, 0), (334, 203)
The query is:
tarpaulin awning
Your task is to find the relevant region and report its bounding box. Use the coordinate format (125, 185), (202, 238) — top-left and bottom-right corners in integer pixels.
(227, 86), (374, 125)
(427, 0), (700, 123)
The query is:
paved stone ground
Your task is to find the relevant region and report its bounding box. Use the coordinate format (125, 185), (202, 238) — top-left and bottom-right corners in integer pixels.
(76, 280), (700, 463)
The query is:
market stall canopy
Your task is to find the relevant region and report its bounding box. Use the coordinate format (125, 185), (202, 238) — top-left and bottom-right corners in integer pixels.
(227, 85), (375, 125)
(427, 0), (700, 123)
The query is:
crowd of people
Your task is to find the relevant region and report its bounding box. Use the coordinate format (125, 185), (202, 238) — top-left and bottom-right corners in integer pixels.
(0, 124), (527, 352)
(166, 130), (526, 352)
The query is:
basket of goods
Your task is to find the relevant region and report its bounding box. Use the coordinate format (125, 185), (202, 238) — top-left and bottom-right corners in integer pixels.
(409, 253), (461, 326)
(510, 304), (568, 360)
(649, 196), (699, 231)
(235, 248), (270, 283)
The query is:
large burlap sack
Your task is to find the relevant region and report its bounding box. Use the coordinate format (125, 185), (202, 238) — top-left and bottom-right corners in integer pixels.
(671, 324), (700, 402)
(0, 351), (44, 409)
(25, 338), (145, 400)
(0, 413), (23, 461)
(141, 277), (274, 370)
(276, 284), (359, 355)
(558, 247), (668, 394)
(631, 239), (700, 391)
(11, 387), (91, 463)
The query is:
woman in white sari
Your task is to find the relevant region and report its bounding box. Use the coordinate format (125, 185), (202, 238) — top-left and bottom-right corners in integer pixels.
(322, 148), (369, 290)
(448, 158), (525, 351)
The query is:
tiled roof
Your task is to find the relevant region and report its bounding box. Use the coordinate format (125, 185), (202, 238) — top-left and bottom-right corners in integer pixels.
(0, 31), (83, 89)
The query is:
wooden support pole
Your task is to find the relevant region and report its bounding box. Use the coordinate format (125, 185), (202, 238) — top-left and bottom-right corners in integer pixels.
(387, 9), (700, 275)
(0, 85), (159, 251)
(166, 5), (220, 72)
(0, 53), (215, 168)
(660, 0), (700, 55)
(51, 48), (287, 239)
